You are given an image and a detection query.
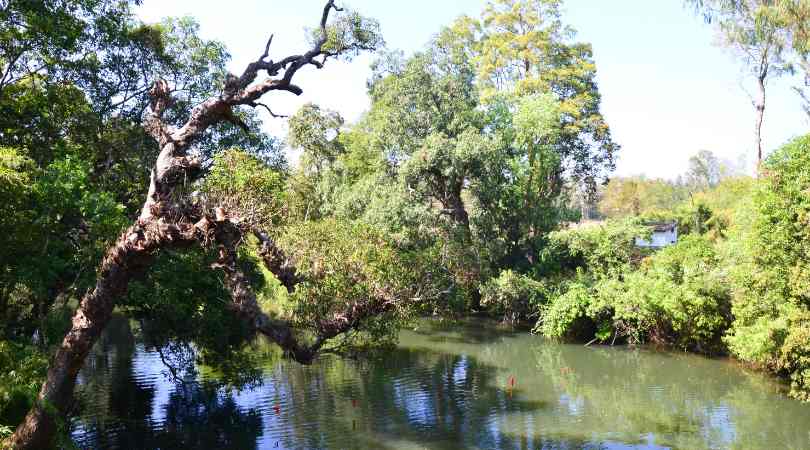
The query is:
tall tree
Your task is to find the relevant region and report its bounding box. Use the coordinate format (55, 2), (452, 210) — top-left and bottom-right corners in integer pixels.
(690, 0), (791, 169)
(5, 2), (385, 448)
(767, 1), (810, 118)
(473, 0), (618, 191)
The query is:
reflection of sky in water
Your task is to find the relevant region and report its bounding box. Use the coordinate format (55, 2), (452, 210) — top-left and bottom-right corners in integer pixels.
(128, 345), (172, 424)
(706, 405), (734, 448)
(70, 318), (810, 450)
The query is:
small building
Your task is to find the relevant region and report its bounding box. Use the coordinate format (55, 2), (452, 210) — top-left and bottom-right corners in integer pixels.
(635, 222), (678, 248)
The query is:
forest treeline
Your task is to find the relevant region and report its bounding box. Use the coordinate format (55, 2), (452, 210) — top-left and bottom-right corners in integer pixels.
(1, 0), (810, 447)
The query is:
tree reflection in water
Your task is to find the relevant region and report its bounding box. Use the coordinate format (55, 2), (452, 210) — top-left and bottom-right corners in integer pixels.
(69, 316), (810, 450)
(72, 316), (263, 450)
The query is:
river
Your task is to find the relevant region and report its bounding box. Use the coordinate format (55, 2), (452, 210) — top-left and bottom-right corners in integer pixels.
(69, 315), (810, 449)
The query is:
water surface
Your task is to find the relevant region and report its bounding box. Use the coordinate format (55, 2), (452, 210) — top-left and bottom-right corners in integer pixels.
(70, 316), (810, 449)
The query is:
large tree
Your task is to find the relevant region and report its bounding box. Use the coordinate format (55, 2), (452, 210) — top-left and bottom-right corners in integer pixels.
(473, 0), (618, 190)
(0, 11), (278, 356)
(690, 0), (792, 169)
(5, 2), (389, 448)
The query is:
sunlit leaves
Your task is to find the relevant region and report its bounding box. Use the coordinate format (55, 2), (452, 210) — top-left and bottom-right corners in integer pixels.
(277, 220), (414, 349)
(202, 149), (287, 230)
(308, 8), (384, 60)
(288, 103), (345, 175)
(472, 0), (618, 188)
(723, 133), (810, 399)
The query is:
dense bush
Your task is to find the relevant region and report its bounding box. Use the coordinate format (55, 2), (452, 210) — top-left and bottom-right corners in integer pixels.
(0, 342), (47, 436)
(595, 236), (730, 352)
(722, 134), (810, 400)
(537, 279), (593, 339)
(537, 230), (731, 354)
(541, 219), (650, 279)
(480, 270), (549, 323)
(535, 134), (810, 399)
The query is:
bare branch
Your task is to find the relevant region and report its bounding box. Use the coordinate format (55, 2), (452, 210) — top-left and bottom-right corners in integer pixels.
(250, 101), (289, 118)
(261, 34), (274, 60)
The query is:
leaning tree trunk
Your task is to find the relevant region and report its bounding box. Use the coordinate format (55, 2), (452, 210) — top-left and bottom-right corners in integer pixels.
(5, 3), (367, 447)
(214, 219), (399, 364)
(6, 220), (195, 449)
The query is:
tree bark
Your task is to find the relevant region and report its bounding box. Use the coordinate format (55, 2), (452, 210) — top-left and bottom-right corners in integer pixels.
(447, 191), (471, 232)
(755, 73), (766, 174)
(253, 230), (301, 293)
(444, 190), (483, 311)
(6, 219), (199, 449)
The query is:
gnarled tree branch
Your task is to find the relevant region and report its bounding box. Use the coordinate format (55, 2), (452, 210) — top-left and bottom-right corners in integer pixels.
(6, 2), (382, 448)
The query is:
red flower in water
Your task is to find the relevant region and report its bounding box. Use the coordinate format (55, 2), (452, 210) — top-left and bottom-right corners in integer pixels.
(273, 404), (281, 415)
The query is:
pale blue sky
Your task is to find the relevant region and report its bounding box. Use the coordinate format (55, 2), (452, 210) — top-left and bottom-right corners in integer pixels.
(138, 0), (808, 179)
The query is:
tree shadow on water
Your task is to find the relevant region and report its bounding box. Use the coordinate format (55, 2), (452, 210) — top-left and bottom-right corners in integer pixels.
(264, 344), (653, 450)
(70, 316), (684, 450)
(71, 316), (264, 450)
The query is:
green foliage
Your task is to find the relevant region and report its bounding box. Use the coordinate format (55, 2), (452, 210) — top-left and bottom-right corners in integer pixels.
(722, 134), (810, 399)
(543, 219), (649, 279)
(308, 8), (384, 59)
(0, 341), (48, 430)
(537, 226), (731, 354)
(0, 0), (137, 93)
(537, 134), (810, 399)
(602, 236), (730, 351)
(288, 103), (345, 175)
(0, 150), (127, 340)
(536, 280), (591, 339)
(514, 93), (562, 149)
(474, 0), (618, 188)
(202, 149), (287, 229)
(6, 2), (810, 445)
(480, 270), (549, 323)
(277, 220), (416, 348)
(599, 176), (690, 219)
(779, 310), (810, 401)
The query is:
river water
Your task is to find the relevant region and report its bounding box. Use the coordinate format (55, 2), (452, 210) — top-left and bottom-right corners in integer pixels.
(69, 315), (810, 449)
